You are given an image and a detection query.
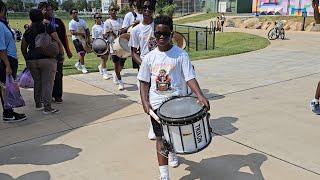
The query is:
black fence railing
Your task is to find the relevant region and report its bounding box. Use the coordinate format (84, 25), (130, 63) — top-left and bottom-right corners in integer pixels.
(173, 24), (216, 52)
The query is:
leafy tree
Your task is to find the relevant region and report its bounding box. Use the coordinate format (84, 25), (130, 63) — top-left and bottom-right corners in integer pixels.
(61, 0), (74, 12)
(76, 0), (88, 11)
(6, 0), (23, 11)
(156, 0), (176, 17)
(48, 0), (59, 11)
(312, 0), (320, 24)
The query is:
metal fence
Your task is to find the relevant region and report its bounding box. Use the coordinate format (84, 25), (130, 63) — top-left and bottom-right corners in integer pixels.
(173, 24), (216, 52)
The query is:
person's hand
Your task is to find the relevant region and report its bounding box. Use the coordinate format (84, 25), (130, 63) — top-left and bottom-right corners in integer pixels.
(197, 95), (210, 110)
(133, 20), (140, 26)
(5, 66), (12, 75)
(67, 51), (73, 59)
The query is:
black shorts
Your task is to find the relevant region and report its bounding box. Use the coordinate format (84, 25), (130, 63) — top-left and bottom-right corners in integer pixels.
(111, 55), (126, 67)
(72, 39), (86, 55)
(0, 56), (18, 83)
(150, 109), (163, 137)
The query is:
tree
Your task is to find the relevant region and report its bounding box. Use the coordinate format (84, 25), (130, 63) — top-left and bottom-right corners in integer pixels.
(48, 0), (59, 11)
(6, 0), (23, 11)
(61, 0), (74, 12)
(76, 0), (88, 11)
(156, 0), (176, 18)
(312, 0), (320, 24)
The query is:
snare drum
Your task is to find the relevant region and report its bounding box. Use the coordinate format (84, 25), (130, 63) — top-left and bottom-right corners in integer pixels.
(112, 33), (131, 58)
(157, 96), (212, 154)
(92, 38), (109, 56)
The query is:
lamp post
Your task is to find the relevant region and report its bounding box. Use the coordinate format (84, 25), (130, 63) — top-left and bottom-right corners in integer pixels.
(255, 0), (259, 16)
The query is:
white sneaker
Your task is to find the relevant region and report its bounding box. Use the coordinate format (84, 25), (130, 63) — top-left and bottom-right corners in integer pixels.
(74, 62), (82, 71)
(168, 152), (179, 168)
(113, 73), (119, 84)
(102, 69), (110, 80)
(148, 125), (156, 140)
(118, 80), (124, 90)
(81, 65), (88, 74)
(98, 65), (103, 75)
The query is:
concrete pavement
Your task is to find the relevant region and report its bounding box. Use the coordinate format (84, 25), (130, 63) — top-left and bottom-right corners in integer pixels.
(0, 25), (320, 179)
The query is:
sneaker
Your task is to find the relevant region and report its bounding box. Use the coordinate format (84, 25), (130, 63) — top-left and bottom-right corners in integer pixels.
(148, 125), (156, 140)
(35, 103), (44, 110)
(160, 176), (170, 180)
(98, 65), (103, 75)
(81, 65), (88, 74)
(113, 73), (119, 84)
(118, 80), (124, 90)
(54, 97), (63, 104)
(168, 152), (179, 168)
(3, 112), (27, 123)
(310, 99), (320, 115)
(74, 62), (82, 71)
(43, 109), (60, 115)
(102, 69), (110, 80)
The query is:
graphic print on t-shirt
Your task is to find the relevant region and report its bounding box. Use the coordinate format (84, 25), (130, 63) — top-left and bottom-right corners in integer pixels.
(152, 63), (178, 96)
(156, 69), (172, 92)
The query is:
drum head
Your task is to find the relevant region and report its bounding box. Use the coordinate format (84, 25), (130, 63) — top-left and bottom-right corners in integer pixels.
(92, 38), (108, 55)
(158, 96), (206, 124)
(119, 33), (131, 52)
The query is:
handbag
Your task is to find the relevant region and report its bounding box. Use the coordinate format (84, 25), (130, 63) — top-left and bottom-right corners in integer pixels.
(35, 24), (59, 58)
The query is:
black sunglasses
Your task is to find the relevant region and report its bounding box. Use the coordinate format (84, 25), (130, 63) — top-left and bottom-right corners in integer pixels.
(72, 11), (78, 14)
(154, 31), (172, 39)
(143, 5), (153, 10)
(110, 9), (118, 11)
(95, 17), (102, 19)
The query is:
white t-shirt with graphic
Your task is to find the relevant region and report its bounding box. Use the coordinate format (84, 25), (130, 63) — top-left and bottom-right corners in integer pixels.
(122, 11), (143, 28)
(104, 18), (123, 36)
(69, 19), (88, 41)
(137, 45), (196, 109)
(92, 24), (104, 39)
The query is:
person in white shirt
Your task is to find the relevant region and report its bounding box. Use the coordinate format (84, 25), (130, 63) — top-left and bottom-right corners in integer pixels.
(104, 4), (126, 90)
(69, 8), (90, 74)
(129, 0), (157, 140)
(92, 13), (110, 80)
(138, 15), (210, 180)
(122, 0), (143, 33)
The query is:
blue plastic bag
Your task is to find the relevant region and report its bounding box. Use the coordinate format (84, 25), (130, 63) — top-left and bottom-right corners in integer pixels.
(18, 68), (34, 88)
(4, 75), (25, 109)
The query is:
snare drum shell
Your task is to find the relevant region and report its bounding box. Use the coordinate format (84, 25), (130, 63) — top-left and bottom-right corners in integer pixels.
(162, 115), (212, 154)
(112, 33), (131, 58)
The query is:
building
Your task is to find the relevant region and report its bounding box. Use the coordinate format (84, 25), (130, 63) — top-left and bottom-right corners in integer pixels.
(252, 0), (318, 16)
(206, 0), (253, 13)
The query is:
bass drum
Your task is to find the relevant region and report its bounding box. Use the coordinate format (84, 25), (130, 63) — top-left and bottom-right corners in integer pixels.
(172, 32), (187, 50)
(112, 33), (131, 58)
(92, 38), (109, 56)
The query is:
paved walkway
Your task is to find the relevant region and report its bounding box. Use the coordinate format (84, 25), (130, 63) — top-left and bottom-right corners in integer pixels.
(0, 25), (320, 179)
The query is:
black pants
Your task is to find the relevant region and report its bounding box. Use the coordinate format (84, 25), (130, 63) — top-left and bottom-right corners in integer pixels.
(52, 61), (63, 99)
(0, 56), (18, 116)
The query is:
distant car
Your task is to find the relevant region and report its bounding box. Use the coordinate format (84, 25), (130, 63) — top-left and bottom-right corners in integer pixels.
(11, 28), (22, 42)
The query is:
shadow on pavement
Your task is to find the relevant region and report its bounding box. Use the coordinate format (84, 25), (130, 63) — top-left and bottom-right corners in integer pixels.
(0, 171), (50, 180)
(210, 116), (238, 136)
(0, 143), (81, 165)
(180, 153), (267, 180)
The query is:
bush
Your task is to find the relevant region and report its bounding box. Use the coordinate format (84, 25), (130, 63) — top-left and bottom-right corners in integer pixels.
(162, 4), (176, 17)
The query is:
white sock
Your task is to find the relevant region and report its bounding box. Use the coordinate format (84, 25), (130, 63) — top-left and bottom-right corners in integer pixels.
(159, 165), (169, 178)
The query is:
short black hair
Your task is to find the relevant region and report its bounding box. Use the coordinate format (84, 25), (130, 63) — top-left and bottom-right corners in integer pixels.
(38, 1), (49, 10)
(137, 0), (156, 11)
(154, 15), (173, 31)
(70, 8), (78, 15)
(93, 12), (101, 19)
(0, 1), (7, 14)
(29, 9), (44, 23)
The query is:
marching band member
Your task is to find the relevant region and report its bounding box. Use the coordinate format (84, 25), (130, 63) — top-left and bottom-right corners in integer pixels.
(69, 8), (90, 74)
(92, 12), (110, 80)
(104, 4), (126, 90)
(122, 0), (143, 32)
(129, 0), (156, 140)
(138, 14), (210, 180)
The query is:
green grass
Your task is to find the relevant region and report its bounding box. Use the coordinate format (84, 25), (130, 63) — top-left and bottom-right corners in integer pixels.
(10, 17), (269, 76)
(174, 13), (220, 24)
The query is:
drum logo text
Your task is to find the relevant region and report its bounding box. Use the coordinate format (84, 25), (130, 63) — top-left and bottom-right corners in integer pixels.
(183, 133), (192, 136)
(195, 124), (202, 143)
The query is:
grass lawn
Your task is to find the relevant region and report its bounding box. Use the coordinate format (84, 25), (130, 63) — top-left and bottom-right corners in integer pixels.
(9, 17), (269, 76)
(174, 13), (220, 24)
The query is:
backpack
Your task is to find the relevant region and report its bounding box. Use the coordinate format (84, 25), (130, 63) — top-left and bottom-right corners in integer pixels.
(35, 24), (59, 58)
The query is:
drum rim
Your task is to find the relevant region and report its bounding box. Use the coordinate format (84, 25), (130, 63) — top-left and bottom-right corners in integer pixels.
(157, 96), (207, 125)
(92, 38), (109, 56)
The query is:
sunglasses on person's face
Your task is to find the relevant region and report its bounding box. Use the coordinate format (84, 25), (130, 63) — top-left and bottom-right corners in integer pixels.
(110, 9), (118, 12)
(143, 5), (153, 10)
(95, 17), (102, 19)
(154, 31), (171, 39)
(72, 11), (78, 14)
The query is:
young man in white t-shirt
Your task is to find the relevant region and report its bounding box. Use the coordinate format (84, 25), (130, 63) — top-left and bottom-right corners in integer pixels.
(122, 0), (143, 33)
(138, 15), (210, 180)
(69, 8), (90, 74)
(104, 5), (126, 90)
(92, 12), (110, 80)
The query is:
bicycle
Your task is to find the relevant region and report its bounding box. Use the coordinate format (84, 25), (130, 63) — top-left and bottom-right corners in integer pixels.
(267, 21), (285, 40)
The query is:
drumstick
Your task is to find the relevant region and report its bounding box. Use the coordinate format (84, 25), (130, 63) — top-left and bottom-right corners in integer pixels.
(149, 110), (160, 123)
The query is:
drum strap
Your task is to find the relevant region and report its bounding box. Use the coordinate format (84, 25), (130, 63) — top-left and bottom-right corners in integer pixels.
(132, 12), (137, 21)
